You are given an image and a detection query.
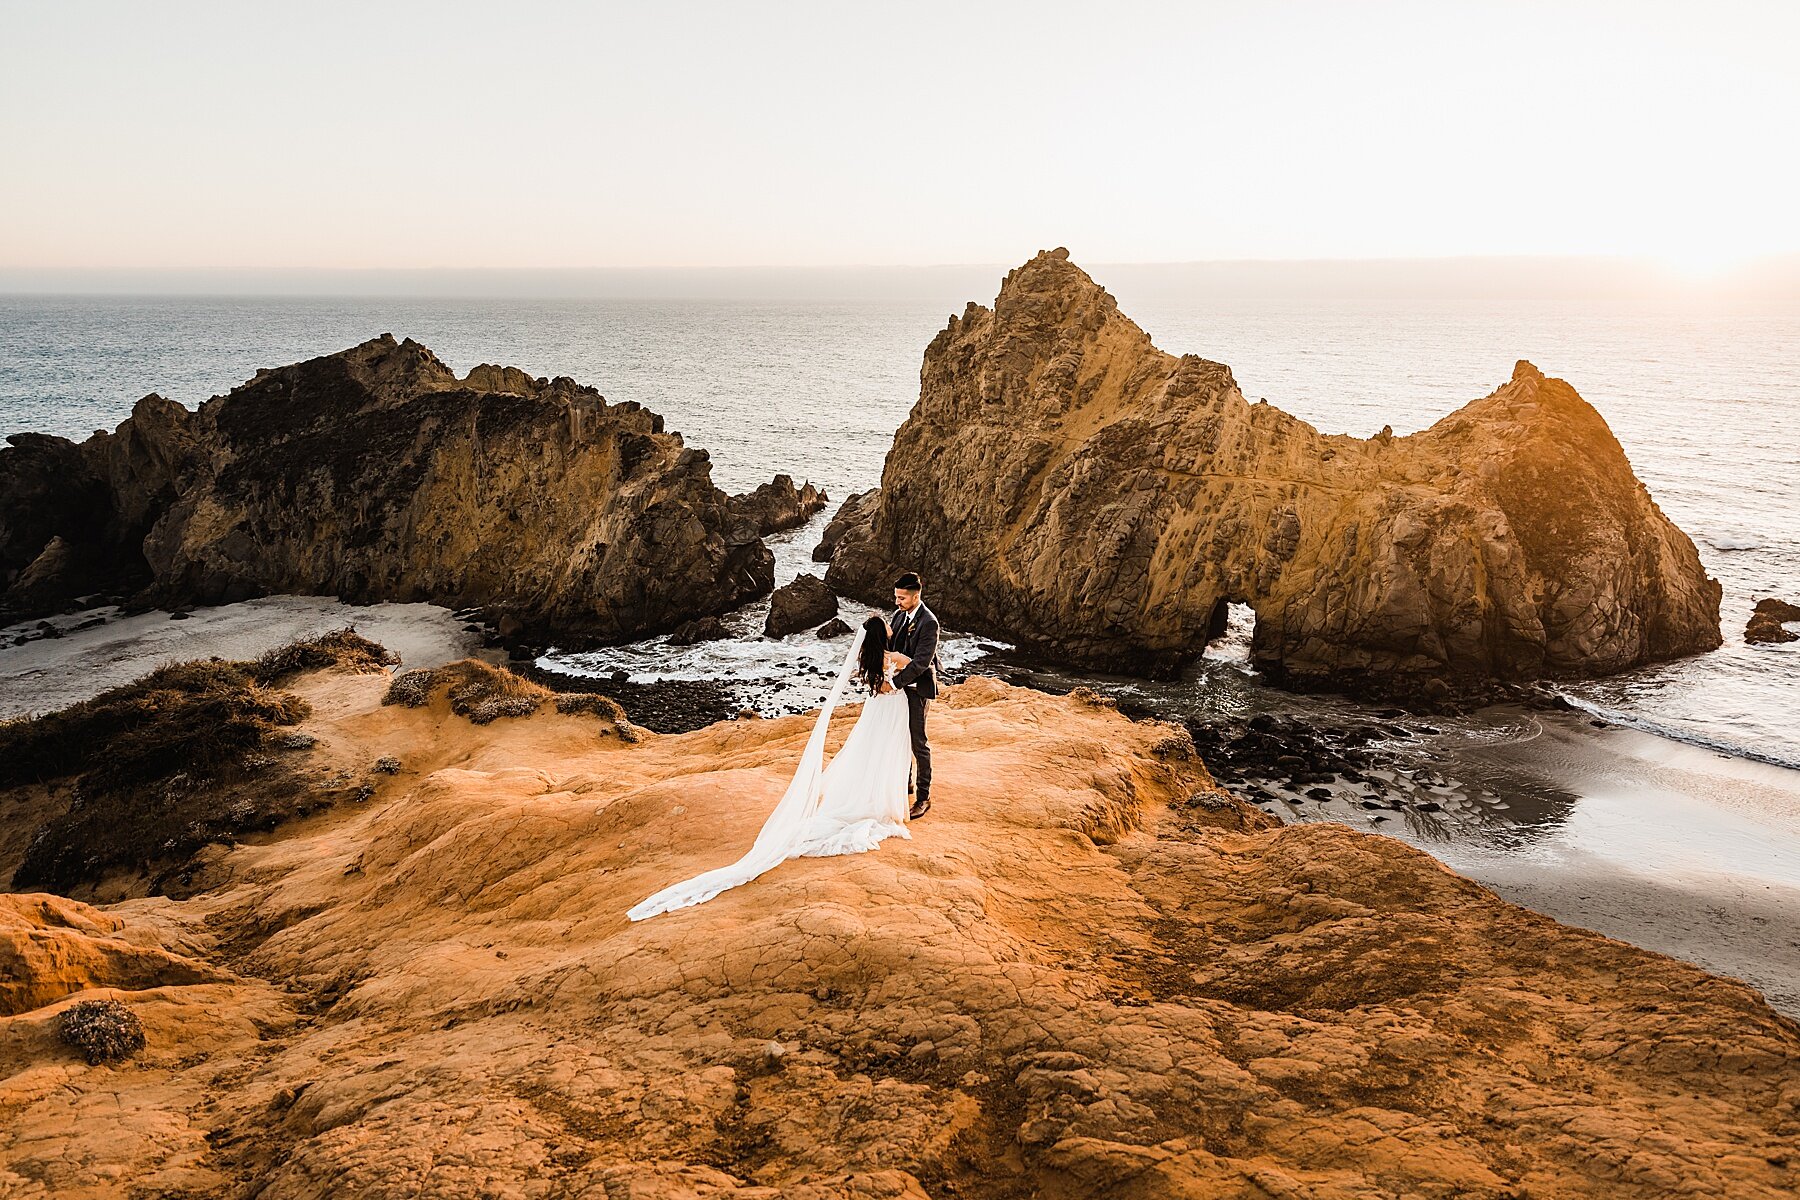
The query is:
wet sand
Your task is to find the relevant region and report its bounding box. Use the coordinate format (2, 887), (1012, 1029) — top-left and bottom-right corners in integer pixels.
(1399, 713), (1800, 1019)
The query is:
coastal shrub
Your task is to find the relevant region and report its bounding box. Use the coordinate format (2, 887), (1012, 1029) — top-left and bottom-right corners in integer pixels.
(4, 632), (400, 894)
(248, 627), (398, 685)
(57, 998), (145, 1064)
(382, 659), (551, 724)
(0, 658), (308, 789)
(382, 668), (437, 708)
(553, 692), (626, 720)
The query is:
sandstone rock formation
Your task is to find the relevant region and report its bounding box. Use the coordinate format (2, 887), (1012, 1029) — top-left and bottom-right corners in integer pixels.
(764, 572), (838, 637)
(729, 473), (829, 537)
(823, 250), (1724, 689)
(1746, 597), (1800, 644)
(0, 659), (1794, 1198)
(0, 335), (786, 643)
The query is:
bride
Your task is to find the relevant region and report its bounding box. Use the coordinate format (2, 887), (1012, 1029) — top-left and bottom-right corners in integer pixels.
(627, 613), (916, 920)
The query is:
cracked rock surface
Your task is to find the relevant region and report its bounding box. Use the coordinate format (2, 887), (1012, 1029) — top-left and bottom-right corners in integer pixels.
(1, 668), (1794, 1198)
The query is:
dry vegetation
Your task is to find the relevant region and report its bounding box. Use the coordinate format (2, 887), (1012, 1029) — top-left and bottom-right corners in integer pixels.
(1, 629), (393, 893)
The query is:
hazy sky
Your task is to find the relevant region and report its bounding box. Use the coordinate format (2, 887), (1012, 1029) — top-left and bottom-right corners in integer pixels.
(3, 1), (1796, 273)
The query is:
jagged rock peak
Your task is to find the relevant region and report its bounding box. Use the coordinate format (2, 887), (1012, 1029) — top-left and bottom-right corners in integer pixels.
(1, 337), (790, 639)
(822, 252), (1723, 690)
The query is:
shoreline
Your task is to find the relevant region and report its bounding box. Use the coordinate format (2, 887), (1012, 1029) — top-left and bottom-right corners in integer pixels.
(1424, 711), (1800, 1018)
(2, 595), (1796, 1019)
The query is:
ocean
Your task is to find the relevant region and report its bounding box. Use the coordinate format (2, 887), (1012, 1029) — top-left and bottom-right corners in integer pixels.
(4, 282), (1795, 765)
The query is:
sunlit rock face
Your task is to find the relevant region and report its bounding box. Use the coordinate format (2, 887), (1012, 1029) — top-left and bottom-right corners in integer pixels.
(1, 665), (1795, 1197)
(1, 335), (779, 642)
(823, 249), (1722, 687)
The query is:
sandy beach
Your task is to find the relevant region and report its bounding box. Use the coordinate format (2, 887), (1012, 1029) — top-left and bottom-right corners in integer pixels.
(1429, 712), (1800, 1018)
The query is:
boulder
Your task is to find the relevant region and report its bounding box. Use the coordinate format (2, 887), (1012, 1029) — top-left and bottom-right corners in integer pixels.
(668, 616), (729, 645)
(764, 573), (837, 637)
(1746, 597), (1800, 644)
(815, 616), (852, 639)
(823, 249), (1723, 688)
(728, 473), (828, 537)
(0, 336), (786, 642)
(811, 488), (880, 562)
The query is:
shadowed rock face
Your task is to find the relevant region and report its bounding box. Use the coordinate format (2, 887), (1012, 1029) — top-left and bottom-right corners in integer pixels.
(728, 473), (828, 537)
(1, 335), (782, 642)
(823, 249), (1723, 687)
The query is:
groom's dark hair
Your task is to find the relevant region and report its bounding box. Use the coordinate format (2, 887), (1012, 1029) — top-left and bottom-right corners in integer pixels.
(893, 572), (922, 591)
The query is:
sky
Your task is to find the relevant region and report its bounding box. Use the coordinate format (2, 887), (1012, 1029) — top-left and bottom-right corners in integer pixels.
(2, 0), (1797, 277)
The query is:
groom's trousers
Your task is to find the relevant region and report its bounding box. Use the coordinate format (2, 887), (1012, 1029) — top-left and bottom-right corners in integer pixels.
(905, 688), (932, 802)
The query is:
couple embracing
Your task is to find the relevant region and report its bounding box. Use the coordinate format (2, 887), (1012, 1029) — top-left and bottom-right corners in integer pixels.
(627, 572), (942, 921)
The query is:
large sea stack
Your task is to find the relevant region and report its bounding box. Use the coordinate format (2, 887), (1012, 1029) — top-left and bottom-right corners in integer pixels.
(823, 249), (1723, 688)
(0, 335), (800, 642)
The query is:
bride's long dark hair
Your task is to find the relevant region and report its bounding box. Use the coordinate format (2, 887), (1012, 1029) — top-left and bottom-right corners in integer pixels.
(855, 614), (888, 694)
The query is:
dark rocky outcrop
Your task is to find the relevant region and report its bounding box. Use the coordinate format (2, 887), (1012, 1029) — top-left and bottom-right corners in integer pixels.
(1, 336), (783, 643)
(764, 573), (837, 637)
(815, 616), (852, 639)
(728, 474), (828, 537)
(1746, 597), (1800, 644)
(667, 616), (729, 646)
(822, 249), (1723, 689)
(811, 488), (878, 562)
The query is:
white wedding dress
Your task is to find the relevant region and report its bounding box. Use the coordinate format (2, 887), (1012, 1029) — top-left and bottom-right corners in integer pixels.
(627, 624), (914, 920)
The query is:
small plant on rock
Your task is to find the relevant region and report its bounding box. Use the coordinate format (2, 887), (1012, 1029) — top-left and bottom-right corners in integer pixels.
(58, 999), (145, 1065)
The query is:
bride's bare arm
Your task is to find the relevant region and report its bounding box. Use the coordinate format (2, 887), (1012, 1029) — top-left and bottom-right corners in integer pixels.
(885, 652), (912, 670)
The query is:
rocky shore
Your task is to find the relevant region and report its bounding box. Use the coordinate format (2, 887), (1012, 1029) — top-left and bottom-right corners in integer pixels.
(1, 639), (1796, 1197)
(0, 335), (821, 646)
(821, 249), (1723, 696)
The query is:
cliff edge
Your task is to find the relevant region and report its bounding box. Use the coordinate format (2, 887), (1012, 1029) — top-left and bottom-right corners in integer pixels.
(0, 652), (1792, 1197)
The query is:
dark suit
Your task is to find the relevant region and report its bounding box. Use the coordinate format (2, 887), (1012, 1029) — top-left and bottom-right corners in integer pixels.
(889, 601), (941, 802)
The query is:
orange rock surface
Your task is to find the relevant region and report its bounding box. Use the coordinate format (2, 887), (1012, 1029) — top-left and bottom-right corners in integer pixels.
(1, 664), (1795, 1198)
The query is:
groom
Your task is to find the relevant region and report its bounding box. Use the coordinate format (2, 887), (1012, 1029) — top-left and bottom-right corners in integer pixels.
(881, 571), (941, 819)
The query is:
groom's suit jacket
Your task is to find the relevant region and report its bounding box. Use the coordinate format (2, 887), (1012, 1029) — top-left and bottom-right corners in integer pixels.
(889, 602), (942, 700)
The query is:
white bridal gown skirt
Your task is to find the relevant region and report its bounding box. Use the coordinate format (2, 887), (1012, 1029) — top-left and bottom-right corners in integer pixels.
(625, 682), (914, 920)
(793, 688), (915, 857)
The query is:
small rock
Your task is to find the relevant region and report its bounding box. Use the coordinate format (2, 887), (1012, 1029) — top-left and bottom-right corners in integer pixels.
(764, 574), (837, 637)
(669, 616), (729, 646)
(1745, 597), (1800, 644)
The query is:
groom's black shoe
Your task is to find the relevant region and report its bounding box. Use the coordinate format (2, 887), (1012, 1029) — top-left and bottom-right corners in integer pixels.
(909, 795), (931, 820)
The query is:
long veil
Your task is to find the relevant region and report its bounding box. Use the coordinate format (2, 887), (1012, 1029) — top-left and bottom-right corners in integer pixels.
(627, 624), (869, 921)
